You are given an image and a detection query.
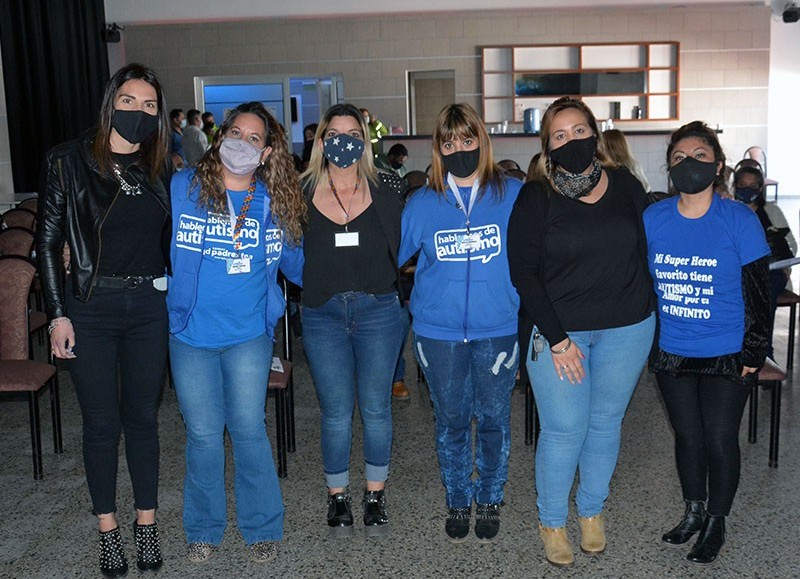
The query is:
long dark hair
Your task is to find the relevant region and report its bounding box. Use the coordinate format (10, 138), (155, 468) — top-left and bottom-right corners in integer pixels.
(193, 101), (306, 245)
(92, 63), (170, 182)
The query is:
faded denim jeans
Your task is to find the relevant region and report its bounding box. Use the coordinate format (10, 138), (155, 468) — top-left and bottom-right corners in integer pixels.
(414, 334), (519, 508)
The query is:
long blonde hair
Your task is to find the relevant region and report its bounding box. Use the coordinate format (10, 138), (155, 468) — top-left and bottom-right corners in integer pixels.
(300, 103), (378, 192)
(429, 103), (505, 199)
(529, 97), (618, 186)
(192, 102), (306, 245)
(603, 129), (650, 191)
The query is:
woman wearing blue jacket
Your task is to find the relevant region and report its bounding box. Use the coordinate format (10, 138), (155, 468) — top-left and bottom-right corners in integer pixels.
(399, 103), (522, 543)
(167, 102), (305, 564)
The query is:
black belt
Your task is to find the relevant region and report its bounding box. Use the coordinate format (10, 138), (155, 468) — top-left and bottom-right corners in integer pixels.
(93, 275), (158, 289)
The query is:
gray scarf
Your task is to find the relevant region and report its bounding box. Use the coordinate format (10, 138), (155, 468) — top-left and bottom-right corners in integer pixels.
(551, 159), (602, 199)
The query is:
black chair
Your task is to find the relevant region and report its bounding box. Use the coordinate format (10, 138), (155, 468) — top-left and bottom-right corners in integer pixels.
(748, 358), (785, 468)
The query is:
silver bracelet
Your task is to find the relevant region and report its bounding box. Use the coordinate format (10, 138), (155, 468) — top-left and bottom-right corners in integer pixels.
(47, 317), (71, 335)
(550, 337), (572, 354)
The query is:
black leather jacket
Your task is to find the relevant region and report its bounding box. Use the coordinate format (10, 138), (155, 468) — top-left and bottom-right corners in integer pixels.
(36, 131), (171, 319)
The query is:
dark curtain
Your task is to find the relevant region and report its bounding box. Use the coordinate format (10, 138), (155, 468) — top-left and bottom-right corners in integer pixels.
(0, 0), (109, 192)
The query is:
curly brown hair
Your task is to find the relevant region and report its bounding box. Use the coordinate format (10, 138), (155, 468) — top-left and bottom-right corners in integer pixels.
(193, 102), (306, 245)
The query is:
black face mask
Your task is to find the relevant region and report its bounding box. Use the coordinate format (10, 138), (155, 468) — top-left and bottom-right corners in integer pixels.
(390, 160), (404, 170)
(442, 148), (481, 179)
(111, 109), (159, 144)
(549, 135), (597, 174)
(734, 186), (762, 204)
(669, 157), (718, 195)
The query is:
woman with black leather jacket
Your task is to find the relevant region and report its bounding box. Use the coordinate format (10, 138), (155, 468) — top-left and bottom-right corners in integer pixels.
(36, 63), (171, 578)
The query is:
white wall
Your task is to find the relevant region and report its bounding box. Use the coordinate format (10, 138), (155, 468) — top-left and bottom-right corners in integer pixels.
(768, 17), (800, 198)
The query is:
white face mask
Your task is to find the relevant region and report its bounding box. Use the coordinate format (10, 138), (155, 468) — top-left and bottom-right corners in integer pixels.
(179, 119), (187, 129)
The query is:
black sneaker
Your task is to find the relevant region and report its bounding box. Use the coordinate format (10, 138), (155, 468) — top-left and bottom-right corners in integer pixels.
(475, 503), (501, 542)
(363, 489), (389, 538)
(327, 491), (354, 537)
(445, 507), (471, 543)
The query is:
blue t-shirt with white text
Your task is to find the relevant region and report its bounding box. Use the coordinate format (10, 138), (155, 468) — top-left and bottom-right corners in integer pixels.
(644, 194), (769, 357)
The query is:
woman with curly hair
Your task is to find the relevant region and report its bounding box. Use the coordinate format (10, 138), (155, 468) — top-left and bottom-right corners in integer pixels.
(167, 101), (305, 564)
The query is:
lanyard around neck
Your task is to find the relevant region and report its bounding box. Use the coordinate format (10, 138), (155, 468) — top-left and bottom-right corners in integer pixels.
(226, 177), (257, 250)
(328, 170), (361, 232)
(446, 173), (480, 229)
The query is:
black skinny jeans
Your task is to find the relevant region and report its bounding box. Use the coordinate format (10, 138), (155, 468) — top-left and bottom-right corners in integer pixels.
(66, 284), (168, 514)
(656, 372), (751, 516)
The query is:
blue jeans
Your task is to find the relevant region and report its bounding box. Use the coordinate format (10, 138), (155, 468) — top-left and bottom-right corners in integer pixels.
(414, 334), (519, 508)
(169, 333), (283, 545)
(302, 291), (403, 488)
(527, 313), (655, 527)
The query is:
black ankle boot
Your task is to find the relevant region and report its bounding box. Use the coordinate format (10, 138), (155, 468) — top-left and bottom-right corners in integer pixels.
(327, 491), (354, 537)
(687, 515), (725, 565)
(445, 507), (471, 543)
(133, 520), (163, 572)
(98, 527), (128, 578)
(662, 500), (706, 545)
(363, 489), (389, 538)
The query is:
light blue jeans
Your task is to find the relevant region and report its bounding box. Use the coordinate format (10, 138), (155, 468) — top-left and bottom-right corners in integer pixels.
(169, 333), (284, 545)
(415, 334), (519, 508)
(527, 313), (655, 527)
(302, 291), (403, 488)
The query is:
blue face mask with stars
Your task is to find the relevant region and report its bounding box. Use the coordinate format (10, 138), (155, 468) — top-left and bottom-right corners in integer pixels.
(323, 133), (365, 168)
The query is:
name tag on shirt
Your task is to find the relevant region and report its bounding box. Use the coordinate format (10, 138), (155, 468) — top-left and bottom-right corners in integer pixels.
(335, 231), (360, 247)
(226, 257), (251, 274)
(458, 232), (481, 252)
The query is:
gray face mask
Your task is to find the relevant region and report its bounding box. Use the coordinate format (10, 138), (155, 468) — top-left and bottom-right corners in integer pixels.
(219, 138), (264, 175)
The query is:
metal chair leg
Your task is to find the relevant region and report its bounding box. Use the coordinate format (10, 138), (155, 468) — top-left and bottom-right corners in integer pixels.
(748, 383), (758, 443)
(28, 391), (43, 480)
(769, 380), (782, 468)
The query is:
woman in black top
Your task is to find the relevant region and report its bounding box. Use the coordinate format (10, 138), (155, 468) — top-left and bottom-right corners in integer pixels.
(300, 103), (404, 538)
(37, 64), (171, 578)
(507, 97), (655, 568)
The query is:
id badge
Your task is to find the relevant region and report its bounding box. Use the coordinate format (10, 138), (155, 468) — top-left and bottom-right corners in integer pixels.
(226, 257), (251, 274)
(458, 232), (480, 252)
(335, 231), (360, 247)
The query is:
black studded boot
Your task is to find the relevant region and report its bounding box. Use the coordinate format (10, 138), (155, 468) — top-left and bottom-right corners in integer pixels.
(662, 500), (706, 545)
(363, 489), (389, 538)
(98, 527), (128, 578)
(687, 515), (725, 565)
(133, 520), (163, 572)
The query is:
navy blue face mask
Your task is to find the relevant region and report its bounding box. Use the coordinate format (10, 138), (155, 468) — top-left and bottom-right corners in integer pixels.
(323, 133), (365, 168)
(734, 186), (762, 204)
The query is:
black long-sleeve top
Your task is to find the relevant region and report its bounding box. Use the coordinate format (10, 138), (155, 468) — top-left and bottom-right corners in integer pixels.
(507, 167), (654, 361)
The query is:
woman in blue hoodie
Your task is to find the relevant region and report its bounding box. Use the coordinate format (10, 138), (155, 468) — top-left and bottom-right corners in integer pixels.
(399, 103), (522, 543)
(167, 102), (305, 564)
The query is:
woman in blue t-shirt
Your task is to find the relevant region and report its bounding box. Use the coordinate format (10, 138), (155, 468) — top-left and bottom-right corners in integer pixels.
(167, 102), (305, 564)
(400, 103), (522, 544)
(644, 121), (770, 566)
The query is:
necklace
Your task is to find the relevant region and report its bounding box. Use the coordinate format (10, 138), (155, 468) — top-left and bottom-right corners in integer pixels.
(113, 166), (142, 196)
(327, 170), (360, 231)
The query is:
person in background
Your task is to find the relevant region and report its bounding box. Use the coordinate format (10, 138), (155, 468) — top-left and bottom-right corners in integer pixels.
(201, 112), (218, 144)
(602, 129), (651, 192)
(732, 162), (795, 358)
(38, 63), (171, 578)
(645, 121), (769, 566)
(182, 108), (209, 167)
(525, 152), (542, 183)
(301, 123), (319, 170)
(169, 108), (185, 170)
(300, 103), (404, 538)
(508, 97), (655, 568)
(376, 143), (409, 178)
(400, 103), (523, 544)
(360, 107), (389, 157)
(168, 101), (305, 564)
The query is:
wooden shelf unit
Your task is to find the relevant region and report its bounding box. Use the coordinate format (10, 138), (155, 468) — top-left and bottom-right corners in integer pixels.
(481, 42), (679, 125)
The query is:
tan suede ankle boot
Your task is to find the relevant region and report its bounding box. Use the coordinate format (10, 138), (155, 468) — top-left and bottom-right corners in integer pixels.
(539, 524), (574, 567)
(579, 514), (606, 554)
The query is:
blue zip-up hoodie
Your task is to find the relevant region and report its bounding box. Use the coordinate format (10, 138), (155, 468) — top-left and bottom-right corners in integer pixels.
(399, 176), (522, 341)
(167, 169), (303, 340)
